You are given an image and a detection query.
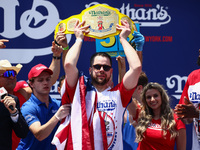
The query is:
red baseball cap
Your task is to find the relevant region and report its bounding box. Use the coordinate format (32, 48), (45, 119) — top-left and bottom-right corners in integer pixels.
(28, 64), (53, 80)
(14, 80), (29, 92)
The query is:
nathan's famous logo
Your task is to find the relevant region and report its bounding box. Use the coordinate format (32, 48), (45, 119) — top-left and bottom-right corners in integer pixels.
(97, 100), (117, 111)
(148, 122), (161, 130)
(1, 0), (59, 39)
(1, 0), (171, 64)
(189, 92), (200, 102)
(188, 82), (200, 103)
(89, 16), (114, 33)
(0, 0), (71, 64)
(89, 10), (111, 16)
(88, 10), (112, 32)
(86, 2), (171, 27)
(166, 75), (188, 100)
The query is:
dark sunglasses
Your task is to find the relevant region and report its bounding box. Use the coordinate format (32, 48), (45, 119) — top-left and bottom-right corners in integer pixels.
(0, 70), (17, 78)
(92, 64), (111, 71)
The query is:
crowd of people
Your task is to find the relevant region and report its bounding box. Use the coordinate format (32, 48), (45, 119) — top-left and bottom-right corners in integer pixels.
(0, 18), (199, 150)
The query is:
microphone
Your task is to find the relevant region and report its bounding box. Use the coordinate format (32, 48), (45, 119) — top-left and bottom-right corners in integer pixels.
(0, 87), (14, 111)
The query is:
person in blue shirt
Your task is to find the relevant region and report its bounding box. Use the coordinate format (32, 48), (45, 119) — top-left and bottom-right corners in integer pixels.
(17, 64), (70, 150)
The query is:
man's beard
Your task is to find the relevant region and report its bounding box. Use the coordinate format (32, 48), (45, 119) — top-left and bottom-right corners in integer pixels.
(91, 72), (110, 86)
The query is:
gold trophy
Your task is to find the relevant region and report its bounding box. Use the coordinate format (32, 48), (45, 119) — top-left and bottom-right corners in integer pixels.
(54, 4), (137, 39)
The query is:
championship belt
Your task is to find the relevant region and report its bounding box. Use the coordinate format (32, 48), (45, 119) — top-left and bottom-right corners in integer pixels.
(54, 4), (137, 39)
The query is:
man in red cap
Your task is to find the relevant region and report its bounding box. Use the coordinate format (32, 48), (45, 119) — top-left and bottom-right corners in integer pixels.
(13, 81), (32, 103)
(17, 64), (70, 150)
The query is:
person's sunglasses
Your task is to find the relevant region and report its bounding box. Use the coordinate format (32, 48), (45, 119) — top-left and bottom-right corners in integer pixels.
(92, 64), (111, 71)
(0, 70), (17, 78)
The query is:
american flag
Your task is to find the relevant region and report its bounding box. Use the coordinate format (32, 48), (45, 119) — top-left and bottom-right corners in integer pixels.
(52, 73), (108, 150)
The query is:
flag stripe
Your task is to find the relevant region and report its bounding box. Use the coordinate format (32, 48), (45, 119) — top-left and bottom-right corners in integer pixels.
(79, 76), (92, 150)
(99, 111), (108, 150)
(52, 73), (108, 150)
(56, 120), (70, 143)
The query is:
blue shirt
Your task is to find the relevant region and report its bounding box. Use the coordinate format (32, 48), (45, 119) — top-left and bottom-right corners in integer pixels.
(123, 110), (138, 150)
(17, 94), (61, 150)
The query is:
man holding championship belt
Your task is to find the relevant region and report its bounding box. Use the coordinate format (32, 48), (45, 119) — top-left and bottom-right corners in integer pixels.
(52, 18), (142, 150)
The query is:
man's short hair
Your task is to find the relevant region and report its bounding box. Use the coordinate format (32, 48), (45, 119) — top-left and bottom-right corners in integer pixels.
(90, 52), (112, 67)
(137, 71), (148, 87)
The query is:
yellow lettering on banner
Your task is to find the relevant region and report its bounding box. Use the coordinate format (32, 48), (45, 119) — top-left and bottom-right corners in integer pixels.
(100, 36), (116, 48)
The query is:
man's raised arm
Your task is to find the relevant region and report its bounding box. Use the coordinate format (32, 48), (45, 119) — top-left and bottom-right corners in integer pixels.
(49, 41), (63, 86)
(116, 20), (142, 90)
(64, 20), (90, 88)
